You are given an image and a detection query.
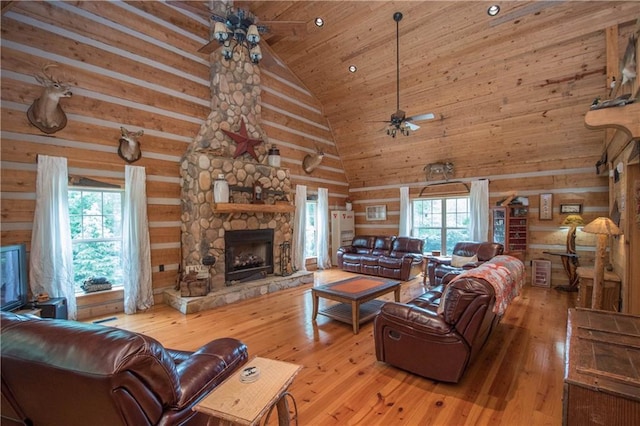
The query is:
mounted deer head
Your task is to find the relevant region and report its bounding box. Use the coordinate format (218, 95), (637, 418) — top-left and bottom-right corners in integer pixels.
(26, 64), (73, 134)
(302, 146), (324, 174)
(118, 127), (143, 163)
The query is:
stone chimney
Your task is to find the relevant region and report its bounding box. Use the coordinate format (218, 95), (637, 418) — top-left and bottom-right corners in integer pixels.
(180, 54), (292, 291)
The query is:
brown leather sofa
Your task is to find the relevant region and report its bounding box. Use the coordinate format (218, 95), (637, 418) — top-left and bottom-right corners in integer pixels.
(1, 311), (248, 426)
(336, 235), (424, 281)
(427, 241), (503, 287)
(374, 274), (499, 383)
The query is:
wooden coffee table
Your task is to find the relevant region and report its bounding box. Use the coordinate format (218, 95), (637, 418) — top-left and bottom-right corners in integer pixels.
(311, 276), (401, 334)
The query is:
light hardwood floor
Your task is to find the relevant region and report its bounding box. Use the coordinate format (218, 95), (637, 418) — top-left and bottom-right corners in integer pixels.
(89, 270), (576, 425)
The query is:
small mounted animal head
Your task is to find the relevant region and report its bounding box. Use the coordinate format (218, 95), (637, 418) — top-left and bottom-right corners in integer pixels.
(424, 162), (454, 181)
(118, 127), (144, 163)
(26, 64), (73, 134)
(302, 147), (325, 174)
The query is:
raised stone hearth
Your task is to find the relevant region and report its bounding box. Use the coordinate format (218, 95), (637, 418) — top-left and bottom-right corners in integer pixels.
(164, 271), (313, 314)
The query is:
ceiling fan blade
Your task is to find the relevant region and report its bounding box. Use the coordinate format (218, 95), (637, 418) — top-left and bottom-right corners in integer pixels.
(260, 21), (307, 39)
(405, 122), (420, 131)
(407, 113), (436, 122)
(198, 40), (218, 54)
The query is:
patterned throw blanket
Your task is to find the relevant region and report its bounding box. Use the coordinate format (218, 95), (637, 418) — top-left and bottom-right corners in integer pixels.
(451, 255), (525, 315)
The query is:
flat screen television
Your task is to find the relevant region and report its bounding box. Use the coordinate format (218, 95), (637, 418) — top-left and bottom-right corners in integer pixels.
(1, 243), (29, 311)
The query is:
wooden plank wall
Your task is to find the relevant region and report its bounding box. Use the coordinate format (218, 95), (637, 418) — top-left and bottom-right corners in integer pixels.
(347, 21), (640, 287)
(0, 1), (348, 319)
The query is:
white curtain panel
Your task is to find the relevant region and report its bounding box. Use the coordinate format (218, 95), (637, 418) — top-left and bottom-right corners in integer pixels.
(316, 188), (331, 269)
(122, 165), (153, 314)
(292, 184), (307, 272)
(30, 155), (76, 319)
(399, 186), (412, 236)
(470, 179), (490, 242)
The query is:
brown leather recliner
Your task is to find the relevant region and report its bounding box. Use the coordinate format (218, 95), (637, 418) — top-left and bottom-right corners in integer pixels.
(337, 235), (423, 281)
(427, 241), (503, 287)
(1, 311), (248, 426)
(374, 276), (499, 383)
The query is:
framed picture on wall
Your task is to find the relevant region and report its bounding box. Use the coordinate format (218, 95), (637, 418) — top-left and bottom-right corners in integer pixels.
(560, 203), (582, 214)
(366, 205), (387, 221)
(539, 193), (553, 220)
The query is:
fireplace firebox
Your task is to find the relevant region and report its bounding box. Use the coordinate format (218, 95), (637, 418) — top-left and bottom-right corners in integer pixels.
(225, 229), (274, 283)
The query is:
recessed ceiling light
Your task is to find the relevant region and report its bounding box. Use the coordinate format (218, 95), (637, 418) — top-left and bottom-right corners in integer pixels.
(487, 5), (500, 16)
(314, 17), (324, 27)
(348, 65), (357, 73)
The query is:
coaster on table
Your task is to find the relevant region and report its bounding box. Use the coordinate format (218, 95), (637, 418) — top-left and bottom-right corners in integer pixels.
(239, 366), (260, 383)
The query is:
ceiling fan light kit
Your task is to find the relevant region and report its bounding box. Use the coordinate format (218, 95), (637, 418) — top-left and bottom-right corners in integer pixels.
(382, 12), (436, 138)
(212, 8), (265, 64)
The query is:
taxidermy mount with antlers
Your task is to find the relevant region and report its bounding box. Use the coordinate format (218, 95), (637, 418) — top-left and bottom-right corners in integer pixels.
(26, 64), (73, 134)
(302, 147), (324, 174)
(118, 127), (143, 163)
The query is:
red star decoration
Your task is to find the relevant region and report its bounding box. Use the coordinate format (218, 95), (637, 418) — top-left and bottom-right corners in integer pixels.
(223, 119), (262, 161)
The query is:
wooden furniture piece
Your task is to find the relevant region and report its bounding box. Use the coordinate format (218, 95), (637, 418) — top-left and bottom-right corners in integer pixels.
(194, 357), (302, 426)
(423, 255), (451, 286)
(576, 266), (621, 312)
(311, 276), (400, 334)
(563, 308), (640, 425)
(491, 205), (528, 260)
(531, 259), (551, 287)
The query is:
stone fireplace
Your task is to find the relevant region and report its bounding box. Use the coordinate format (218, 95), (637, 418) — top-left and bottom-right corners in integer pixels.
(178, 44), (295, 294)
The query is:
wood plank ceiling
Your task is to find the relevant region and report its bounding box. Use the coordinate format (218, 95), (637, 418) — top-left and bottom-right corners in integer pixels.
(176, 1), (639, 188)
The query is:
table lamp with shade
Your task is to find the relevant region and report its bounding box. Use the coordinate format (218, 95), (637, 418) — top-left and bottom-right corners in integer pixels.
(581, 217), (622, 310)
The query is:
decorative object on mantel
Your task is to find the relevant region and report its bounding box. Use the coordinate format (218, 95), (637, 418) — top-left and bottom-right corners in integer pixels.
(252, 182), (265, 204)
(117, 127), (143, 163)
(424, 162), (454, 181)
(223, 118), (262, 161)
(214, 174), (229, 203)
(267, 145), (281, 167)
(302, 146), (324, 174)
(581, 217), (622, 310)
(26, 64), (73, 134)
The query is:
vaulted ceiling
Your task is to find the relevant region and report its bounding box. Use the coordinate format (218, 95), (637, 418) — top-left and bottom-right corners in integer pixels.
(187, 1), (639, 188)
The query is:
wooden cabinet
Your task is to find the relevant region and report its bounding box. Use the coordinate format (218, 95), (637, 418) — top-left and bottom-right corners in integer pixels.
(563, 308), (640, 425)
(491, 205), (528, 259)
(576, 266), (621, 311)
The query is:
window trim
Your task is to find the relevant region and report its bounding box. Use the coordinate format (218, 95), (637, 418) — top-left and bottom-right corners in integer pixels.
(412, 195), (471, 255)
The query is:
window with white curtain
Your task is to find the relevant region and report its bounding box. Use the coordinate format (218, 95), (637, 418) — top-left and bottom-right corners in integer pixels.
(304, 200), (317, 258)
(68, 188), (123, 291)
(412, 196), (470, 255)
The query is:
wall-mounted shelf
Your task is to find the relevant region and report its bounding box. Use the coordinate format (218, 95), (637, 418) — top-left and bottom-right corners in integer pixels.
(585, 103), (640, 138)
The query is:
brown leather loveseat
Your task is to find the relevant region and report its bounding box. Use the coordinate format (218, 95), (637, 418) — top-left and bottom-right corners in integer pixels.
(337, 235), (424, 281)
(427, 241), (504, 287)
(1, 311), (248, 426)
(375, 255), (523, 383)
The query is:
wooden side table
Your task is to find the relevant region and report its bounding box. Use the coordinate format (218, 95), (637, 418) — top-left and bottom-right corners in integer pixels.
(194, 357), (302, 425)
(576, 266), (621, 311)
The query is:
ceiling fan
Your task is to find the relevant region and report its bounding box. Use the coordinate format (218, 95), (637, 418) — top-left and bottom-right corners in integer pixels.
(379, 12), (436, 138)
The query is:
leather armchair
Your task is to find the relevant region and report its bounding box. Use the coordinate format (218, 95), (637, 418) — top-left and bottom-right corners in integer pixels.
(374, 276), (499, 383)
(427, 241), (504, 287)
(1, 311), (248, 426)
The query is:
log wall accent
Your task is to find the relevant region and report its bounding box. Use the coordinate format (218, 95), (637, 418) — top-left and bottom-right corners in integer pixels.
(0, 1), (348, 319)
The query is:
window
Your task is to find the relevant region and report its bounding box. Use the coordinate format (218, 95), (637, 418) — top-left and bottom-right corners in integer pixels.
(412, 196), (470, 255)
(68, 188), (123, 291)
(304, 200), (317, 258)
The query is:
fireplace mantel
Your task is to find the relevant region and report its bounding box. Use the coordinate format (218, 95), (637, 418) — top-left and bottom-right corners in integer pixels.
(213, 203), (295, 220)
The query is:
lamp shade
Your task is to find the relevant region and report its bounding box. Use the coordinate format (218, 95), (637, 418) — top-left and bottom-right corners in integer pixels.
(561, 214), (584, 228)
(581, 217), (622, 236)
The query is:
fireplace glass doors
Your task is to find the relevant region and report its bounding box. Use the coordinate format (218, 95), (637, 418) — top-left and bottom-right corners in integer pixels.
(224, 229), (274, 283)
